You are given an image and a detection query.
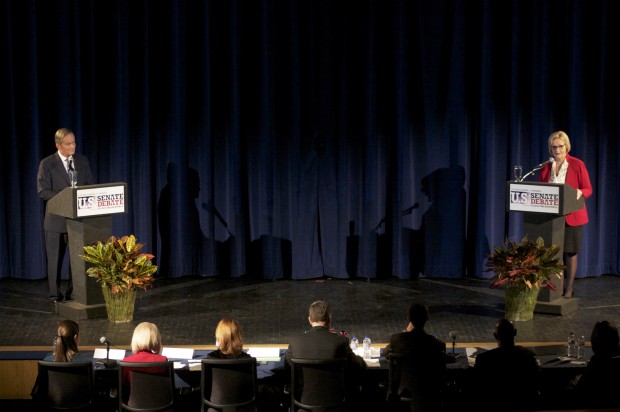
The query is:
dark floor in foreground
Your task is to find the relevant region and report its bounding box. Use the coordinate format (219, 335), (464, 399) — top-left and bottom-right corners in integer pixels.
(1, 275), (620, 348)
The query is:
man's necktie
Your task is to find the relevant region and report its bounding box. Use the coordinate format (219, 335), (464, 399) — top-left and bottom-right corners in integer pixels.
(67, 159), (74, 183)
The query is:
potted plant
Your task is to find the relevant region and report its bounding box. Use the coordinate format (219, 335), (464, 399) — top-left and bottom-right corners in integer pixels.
(485, 236), (564, 321)
(80, 234), (158, 323)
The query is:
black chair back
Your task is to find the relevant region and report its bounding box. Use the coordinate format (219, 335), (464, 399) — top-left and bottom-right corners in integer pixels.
(118, 361), (175, 412)
(290, 358), (346, 412)
(200, 357), (257, 412)
(34, 361), (94, 411)
(386, 353), (412, 402)
(387, 352), (445, 412)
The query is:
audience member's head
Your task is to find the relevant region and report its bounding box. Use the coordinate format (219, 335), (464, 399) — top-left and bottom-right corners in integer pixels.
(308, 300), (332, 328)
(493, 318), (517, 346)
(130, 322), (163, 354)
(408, 303), (430, 329)
(591, 320), (620, 357)
(52, 319), (80, 362)
(215, 318), (244, 356)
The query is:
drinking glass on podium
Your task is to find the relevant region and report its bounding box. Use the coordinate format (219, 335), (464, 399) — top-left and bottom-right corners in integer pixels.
(513, 165), (522, 182)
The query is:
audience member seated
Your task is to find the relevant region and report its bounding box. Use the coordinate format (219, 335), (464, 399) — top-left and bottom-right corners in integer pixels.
(32, 319), (92, 407)
(44, 319), (89, 362)
(576, 320), (620, 408)
(384, 302), (446, 412)
(123, 321), (168, 363)
(285, 300), (366, 409)
(122, 322), (168, 386)
(208, 318), (251, 359)
(473, 318), (541, 411)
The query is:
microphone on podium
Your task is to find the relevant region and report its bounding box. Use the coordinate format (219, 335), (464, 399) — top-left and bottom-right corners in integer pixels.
(98, 336), (117, 368)
(520, 158), (553, 182)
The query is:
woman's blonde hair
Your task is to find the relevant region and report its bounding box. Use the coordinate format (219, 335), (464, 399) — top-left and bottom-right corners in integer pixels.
(131, 322), (162, 354)
(215, 318), (244, 355)
(548, 130), (571, 155)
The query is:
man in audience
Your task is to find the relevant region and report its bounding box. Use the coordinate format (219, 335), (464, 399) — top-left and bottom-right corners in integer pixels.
(285, 300), (366, 408)
(576, 320), (620, 408)
(473, 318), (540, 411)
(384, 302), (446, 411)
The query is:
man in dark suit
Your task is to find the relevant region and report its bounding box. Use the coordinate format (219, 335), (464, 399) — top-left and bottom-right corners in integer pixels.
(473, 318), (541, 411)
(285, 300), (366, 409)
(384, 302), (446, 411)
(37, 128), (93, 302)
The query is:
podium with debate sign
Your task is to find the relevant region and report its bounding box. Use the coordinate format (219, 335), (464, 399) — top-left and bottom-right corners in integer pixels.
(46, 182), (128, 319)
(506, 181), (584, 315)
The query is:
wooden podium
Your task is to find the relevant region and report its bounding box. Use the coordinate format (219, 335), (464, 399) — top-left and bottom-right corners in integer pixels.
(46, 182), (128, 319)
(506, 181), (584, 315)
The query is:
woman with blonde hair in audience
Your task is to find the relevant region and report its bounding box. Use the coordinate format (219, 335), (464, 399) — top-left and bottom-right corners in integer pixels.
(121, 322), (169, 399)
(44, 319), (88, 362)
(208, 318), (251, 359)
(123, 321), (168, 362)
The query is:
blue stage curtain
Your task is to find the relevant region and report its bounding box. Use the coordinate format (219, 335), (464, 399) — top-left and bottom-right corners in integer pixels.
(1, 0), (619, 280)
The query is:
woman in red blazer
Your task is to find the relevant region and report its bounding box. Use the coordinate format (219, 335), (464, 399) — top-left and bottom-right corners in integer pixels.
(539, 131), (593, 298)
(122, 322), (168, 388)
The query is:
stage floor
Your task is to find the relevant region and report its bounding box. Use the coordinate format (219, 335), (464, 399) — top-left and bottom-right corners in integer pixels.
(1, 275), (620, 349)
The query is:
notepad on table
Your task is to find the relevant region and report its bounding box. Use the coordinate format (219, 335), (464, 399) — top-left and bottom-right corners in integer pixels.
(93, 348), (126, 360)
(247, 347), (281, 362)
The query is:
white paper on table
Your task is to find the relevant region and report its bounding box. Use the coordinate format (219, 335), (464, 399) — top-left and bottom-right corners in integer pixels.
(466, 346), (495, 366)
(247, 347), (281, 362)
(465, 347), (478, 366)
(353, 347), (381, 358)
(93, 348), (126, 360)
(186, 359), (202, 371)
(162, 347), (194, 360)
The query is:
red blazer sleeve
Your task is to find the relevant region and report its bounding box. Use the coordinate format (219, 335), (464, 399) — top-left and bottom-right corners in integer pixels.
(540, 154), (592, 226)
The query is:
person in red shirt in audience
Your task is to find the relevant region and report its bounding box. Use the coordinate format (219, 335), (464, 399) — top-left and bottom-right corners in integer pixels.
(121, 322), (168, 391)
(123, 322), (168, 363)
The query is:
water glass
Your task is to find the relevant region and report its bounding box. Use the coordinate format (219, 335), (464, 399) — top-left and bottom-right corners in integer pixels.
(513, 165), (522, 182)
(71, 170), (78, 188)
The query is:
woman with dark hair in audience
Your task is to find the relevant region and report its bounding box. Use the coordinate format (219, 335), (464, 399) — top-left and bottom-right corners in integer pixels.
(44, 319), (88, 362)
(577, 320), (620, 408)
(208, 318), (251, 359)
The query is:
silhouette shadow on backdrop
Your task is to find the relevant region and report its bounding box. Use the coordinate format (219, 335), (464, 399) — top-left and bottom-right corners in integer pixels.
(158, 163), (222, 277)
(407, 165), (467, 278)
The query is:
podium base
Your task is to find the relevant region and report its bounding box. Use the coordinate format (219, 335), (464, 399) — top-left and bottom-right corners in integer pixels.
(535, 297), (579, 316)
(55, 300), (107, 320)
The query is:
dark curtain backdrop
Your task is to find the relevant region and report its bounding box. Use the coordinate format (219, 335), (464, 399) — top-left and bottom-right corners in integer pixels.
(2, 0), (619, 281)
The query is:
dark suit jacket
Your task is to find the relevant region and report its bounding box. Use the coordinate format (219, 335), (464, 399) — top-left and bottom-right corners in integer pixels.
(286, 326), (366, 405)
(474, 344), (540, 411)
(576, 353), (620, 408)
(384, 329), (446, 395)
(285, 326), (366, 366)
(37, 152), (93, 232)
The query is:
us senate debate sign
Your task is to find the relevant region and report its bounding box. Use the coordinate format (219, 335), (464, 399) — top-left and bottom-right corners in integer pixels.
(508, 183), (560, 214)
(76, 184), (126, 217)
